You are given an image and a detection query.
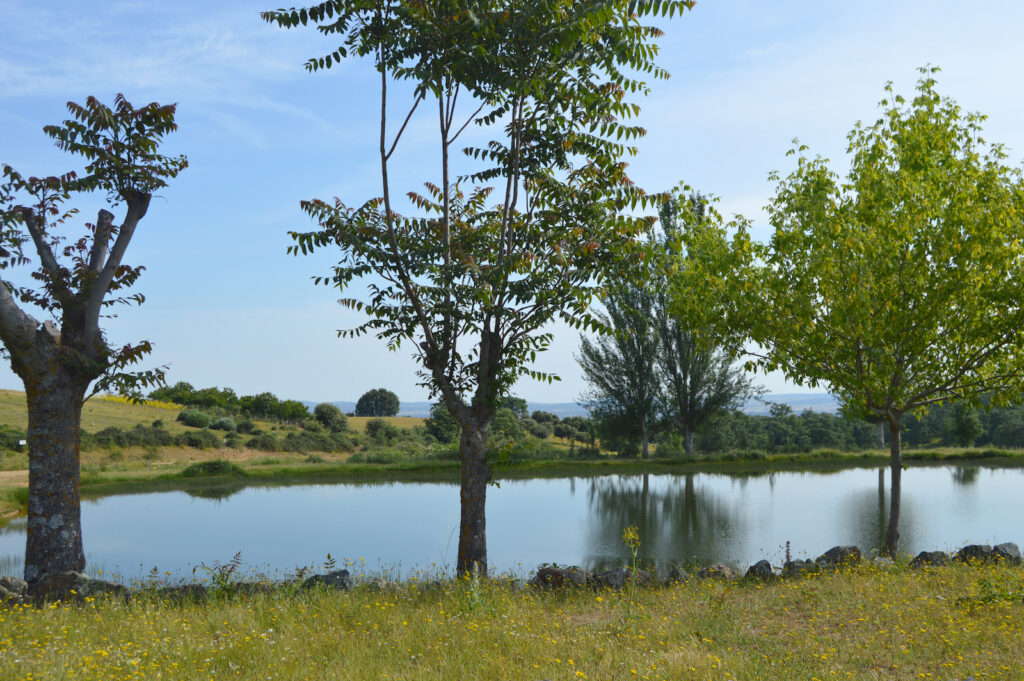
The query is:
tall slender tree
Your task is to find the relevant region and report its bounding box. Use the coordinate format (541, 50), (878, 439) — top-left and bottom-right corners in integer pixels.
(658, 192), (758, 456)
(0, 96), (186, 587)
(578, 283), (663, 458)
(264, 1), (693, 575)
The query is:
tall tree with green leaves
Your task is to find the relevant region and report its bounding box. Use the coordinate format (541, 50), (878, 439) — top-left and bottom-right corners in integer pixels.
(682, 68), (1024, 556)
(0, 96), (186, 587)
(263, 0), (692, 574)
(658, 191), (758, 457)
(578, 282), (663, 458)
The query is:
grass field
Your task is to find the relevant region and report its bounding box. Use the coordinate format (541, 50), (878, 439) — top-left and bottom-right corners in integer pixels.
(1, 561), (1022, 680)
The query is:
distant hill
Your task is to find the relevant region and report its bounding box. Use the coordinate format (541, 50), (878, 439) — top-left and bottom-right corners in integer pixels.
(305, 393), (838, 419)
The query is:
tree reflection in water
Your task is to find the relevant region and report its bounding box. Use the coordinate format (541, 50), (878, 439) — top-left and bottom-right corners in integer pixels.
(583, 473), (742, 571)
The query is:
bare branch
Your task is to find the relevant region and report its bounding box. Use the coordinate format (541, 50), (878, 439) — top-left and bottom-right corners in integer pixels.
(385, 93), (425, 161)
(19, 207), (60, 274)
(88, 209), (115, 272)
(0, 274), (40, 356)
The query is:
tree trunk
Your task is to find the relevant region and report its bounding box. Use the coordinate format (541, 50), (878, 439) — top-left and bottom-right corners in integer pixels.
(24, 379), (87, 586)
(876, 421), (885, 449)
(640, 421), (649, 459)
(684, 426), (695, 458)
(883, 418), (902, 558)
(457, 417), (490, 576)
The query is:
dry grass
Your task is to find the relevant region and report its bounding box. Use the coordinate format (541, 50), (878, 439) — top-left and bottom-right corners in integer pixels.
(1, 562), (1022, 680)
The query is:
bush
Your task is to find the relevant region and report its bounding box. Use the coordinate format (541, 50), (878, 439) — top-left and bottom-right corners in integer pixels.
(246, 433), (279, 452)
(93, 425), (175, 448)
(224, 432), (244, 449)
(180, 460), (246, 477)
(176, 429), (223, 450)
(365, 418), (400, 443)
(302, 419), (324, 433)
(236, 419), (256, 434)
(313, 403), (349, 432)
(177, 410), (213, 429)
(425, 403), (459, 444)
(210, 417), (237, 431)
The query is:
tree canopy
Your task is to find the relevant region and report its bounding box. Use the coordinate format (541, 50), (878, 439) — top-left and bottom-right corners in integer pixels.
(683, 68), (1024, 555)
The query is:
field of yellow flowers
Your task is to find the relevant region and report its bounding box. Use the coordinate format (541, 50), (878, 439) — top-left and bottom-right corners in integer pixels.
(1, 561), (1022, 680)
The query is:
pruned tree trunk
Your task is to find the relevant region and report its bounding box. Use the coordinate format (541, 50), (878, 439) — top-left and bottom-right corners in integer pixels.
(24, 376), (88, 585)
(883, 418), (902, 558)
(457, 417), (491, 576)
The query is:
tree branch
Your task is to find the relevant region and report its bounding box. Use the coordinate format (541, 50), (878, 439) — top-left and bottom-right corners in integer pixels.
(88, 209), (115, 272)
(19, 207), (60, 274)
(0, 275), (40, 357)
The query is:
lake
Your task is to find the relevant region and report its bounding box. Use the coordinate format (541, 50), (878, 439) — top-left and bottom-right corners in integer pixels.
(1, 463), (1022, 582)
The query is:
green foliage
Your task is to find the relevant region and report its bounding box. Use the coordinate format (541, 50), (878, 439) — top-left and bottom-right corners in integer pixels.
(210, 417), (237, 432)
(365, 418), (400, 443)
(712, 69), (1024, 423)
(313, 402), (348, 432)
(355, 389), (400, 417)
(93, 424), (175, 448)
(177, 409), (213, 429)
(246, 433), (279, 452)
(425, 402), (460, 444)
(176, 429), (223, 450)
(236, 419), (256, 434)
(180, 460), (246, 477)
(0, 424), (26, 450)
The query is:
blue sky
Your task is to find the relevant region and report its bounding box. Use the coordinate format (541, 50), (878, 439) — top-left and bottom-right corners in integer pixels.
(2, 1), (1023, 404)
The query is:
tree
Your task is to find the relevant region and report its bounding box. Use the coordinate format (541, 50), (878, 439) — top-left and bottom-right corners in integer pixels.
(687, 69), (1024, 556)
(658, 191), (759, 457)
(425, 401), (460, 444)
(0, 95), (186, 586)
(355, 388), (400, 417)
(313, 402), (348, 432)
(578, 282), (663, 458)
(946, 403), (984, 447)
(264, 1), (693, 574)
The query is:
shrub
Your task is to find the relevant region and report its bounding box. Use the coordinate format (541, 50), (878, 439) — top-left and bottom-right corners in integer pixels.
(224, 432), (244, 449)
(152, 419), (165, 429)
(177, 410), (213, 429)
(210, 417), (237, 431)
(236, 419), (256, 434)
(246, 433), (279, 452)
(425, 403), (459, 444)
(180, 460), (246, 477)
(302, 419), (324, 433)
(366, 418), (400, 443)
(176, 429), (223, 450)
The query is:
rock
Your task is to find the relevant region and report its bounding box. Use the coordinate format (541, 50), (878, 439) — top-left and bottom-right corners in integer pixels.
(664, 566), (691, 585)
(530, 565), (589, 590)
(745, 560), (774, 579)
(697, 564), (735, 579)
(31, 572), (128, 602)
(157, 584), (208, 603)
(0, 576), (27, 595)
(815, 545), (862, 568)
(590, 569), (629, 591)
(782, 559), (819, 577)
(993, 542), (1022, 565)
(870, 556), (895, 568)
(301, 569), (351, 591)
(910, 551), (950, 568)
(956, 544), (993, 563)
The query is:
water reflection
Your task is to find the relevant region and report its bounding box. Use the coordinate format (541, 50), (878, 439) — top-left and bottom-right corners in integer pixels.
(0, 464), (1021, 581)
(584, 474), (737, 570)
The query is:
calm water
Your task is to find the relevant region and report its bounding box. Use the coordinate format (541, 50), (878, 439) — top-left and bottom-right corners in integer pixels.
(1, 464), (1022, 581)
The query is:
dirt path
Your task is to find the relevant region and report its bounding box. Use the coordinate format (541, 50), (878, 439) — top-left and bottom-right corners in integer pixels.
(0, 470), (28, 486)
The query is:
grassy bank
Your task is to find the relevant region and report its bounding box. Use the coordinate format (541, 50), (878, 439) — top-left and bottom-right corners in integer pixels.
(2, 562), (1022, 680)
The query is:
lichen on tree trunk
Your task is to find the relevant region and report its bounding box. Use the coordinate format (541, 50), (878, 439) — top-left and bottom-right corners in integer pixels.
(24, 378), (88, 585)
(456, 418), (490, 577)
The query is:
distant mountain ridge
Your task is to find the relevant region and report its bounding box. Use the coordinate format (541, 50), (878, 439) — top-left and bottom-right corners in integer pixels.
(304, 393), (839, 418)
